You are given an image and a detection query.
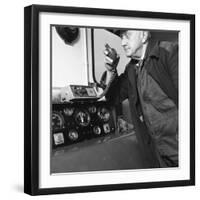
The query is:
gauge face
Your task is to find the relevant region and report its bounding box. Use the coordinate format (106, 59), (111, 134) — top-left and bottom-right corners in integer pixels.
(75, 110), (91, 127)
(52, 112), (65, 130)
(68, 130), (79, 141)
(88, 106), (97, 114)
(97, 107), (110, 122)
(93, 126), (101, 135)
(103, 123), (111, 133)
(63, 107), (74, 116)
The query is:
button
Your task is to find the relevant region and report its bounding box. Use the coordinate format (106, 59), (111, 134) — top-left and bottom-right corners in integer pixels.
(139, 115), (144, 122)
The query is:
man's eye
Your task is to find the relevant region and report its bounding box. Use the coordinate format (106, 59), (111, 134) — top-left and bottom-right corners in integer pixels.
(121, 34), (129, 40)
(124, 33), (131, 39)
(126, 33), (132, 39)
(126, 36), (130, 39)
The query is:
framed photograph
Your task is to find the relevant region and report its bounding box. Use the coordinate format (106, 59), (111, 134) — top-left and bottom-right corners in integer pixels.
(24, 4), (195, 195)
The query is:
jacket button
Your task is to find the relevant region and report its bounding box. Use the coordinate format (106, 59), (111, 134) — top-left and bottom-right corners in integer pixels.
(139, 115), (144, 122)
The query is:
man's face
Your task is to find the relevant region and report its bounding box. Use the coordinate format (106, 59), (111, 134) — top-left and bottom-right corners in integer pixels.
(120, 30), (144, 59)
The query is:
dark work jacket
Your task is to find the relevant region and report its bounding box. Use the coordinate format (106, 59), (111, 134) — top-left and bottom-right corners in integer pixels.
(106, 39), (178, 168)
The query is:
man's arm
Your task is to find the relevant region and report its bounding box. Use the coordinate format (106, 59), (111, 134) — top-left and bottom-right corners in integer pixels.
(102, 43), (129, 105)
(167, 44), (178, 91)
(103, 70), (129, 105)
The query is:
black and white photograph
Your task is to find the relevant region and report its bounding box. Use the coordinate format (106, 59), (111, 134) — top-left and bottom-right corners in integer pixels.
(24, 5), (195, 195)
(51, 26), (179, 173)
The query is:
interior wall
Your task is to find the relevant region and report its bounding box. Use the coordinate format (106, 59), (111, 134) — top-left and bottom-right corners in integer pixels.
(52, 27), (88, 87)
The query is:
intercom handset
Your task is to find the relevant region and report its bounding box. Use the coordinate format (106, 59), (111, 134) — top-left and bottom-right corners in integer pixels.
(97, 43), (120, 99)
(104, 43), (120, 70)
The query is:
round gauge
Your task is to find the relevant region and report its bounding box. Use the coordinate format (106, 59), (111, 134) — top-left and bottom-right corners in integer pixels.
(52, 112), (65, 130)
(93, 126), (101, 135)
(75, 110), (91, 127)
(63, 107), (74, 116)
(97, 107), (110, 122)
(68, 130), (79, 141)
(88, 105), (97, 114)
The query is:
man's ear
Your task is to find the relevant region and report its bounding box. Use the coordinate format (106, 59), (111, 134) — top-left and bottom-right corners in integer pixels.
(142, 31), (149, 43)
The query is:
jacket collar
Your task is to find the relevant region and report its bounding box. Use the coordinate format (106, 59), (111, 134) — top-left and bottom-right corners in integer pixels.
(145, 39), (160, 59)
(130, 39), (160, 64)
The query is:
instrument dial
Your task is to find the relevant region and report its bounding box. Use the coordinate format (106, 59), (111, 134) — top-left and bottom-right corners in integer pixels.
(68, 130), (79, 141)
(52, 112), (65, 130)
(88, 105), (97, 114)
(97, 107), (110, 122)
(93, 126), (101, 135)
(75, 110), (91, 127)
(103, 123), (111, 133)
(63, 107), (74, 116)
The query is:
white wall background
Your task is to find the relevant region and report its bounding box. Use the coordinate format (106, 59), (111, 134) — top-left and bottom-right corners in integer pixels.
(0, 0), (199, 199)
(52, 27), (88, 87)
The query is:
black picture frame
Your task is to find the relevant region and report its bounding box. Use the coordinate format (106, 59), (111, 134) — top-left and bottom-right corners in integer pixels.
(24, 4), (195, 195)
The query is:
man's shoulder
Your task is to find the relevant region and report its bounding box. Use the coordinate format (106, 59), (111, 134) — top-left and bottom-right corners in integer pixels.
(158, 41), (178, 67)
(148, 39), (178, 58)
(159, 41), (178, 53)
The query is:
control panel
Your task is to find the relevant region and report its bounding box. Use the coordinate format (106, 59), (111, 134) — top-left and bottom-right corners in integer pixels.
(52, 101), (116, 148)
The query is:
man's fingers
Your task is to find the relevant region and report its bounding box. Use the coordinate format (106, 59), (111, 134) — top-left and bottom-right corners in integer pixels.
(103, 44), (119, 72)
(104, 56), (113, 64)
(104, 63), (114, 71)
(104, 49), (109, 56)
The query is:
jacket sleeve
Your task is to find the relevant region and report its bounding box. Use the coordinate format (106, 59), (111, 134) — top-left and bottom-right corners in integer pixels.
(167, 44), (178, 91)
(105, 69), (129, 106)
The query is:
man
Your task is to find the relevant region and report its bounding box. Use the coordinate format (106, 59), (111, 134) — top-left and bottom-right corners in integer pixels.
(103, 30), (178, 168)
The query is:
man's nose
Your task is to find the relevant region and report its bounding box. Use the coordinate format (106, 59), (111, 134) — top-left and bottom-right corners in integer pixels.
(121, 37), (127, 46)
